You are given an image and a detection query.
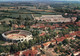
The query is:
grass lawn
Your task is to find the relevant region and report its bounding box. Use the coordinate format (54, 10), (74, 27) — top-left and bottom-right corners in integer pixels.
(33, 14), (42, 17)
(0, 25), (11, 34)
(0, 41), (5, 44)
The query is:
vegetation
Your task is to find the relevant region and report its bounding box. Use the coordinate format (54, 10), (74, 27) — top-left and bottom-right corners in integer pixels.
(0, 1), (80, 56)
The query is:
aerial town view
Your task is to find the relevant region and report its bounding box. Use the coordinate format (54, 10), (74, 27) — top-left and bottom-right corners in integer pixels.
(0, 0), (80, 56)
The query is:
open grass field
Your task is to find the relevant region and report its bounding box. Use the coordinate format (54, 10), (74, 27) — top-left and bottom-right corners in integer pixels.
(0, 41), (5, 44)
(0, 18), (15, 24)
(0, 18), (14, 21)
(0, 25), (11, 33)
(33, 14), (42, 17)
(0, 8), (62, 18)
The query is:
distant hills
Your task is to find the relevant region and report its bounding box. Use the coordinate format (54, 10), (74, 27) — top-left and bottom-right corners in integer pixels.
(0, 0), (80, 3)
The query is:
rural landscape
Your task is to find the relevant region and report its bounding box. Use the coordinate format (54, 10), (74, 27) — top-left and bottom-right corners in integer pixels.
(0, 0), (80, 56)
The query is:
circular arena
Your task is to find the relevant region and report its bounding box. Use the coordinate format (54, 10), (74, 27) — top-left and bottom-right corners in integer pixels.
(2, 30), (33, 42)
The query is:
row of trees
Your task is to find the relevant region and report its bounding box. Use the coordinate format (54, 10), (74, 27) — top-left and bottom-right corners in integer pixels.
(0, 40), (34, 53)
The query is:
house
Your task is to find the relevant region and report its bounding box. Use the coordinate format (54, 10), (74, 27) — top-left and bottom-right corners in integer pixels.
(19, 25), (26, 29)
(13, 24), (18, 28)
(35, 15), (72, 23)
(14, 51), (20, 56)
(42, 42), (51, 49)
(74, 52), (80, 56)
(39, 33), (46, 36)
(22, 50), (38, 56)
(30, 25), (37, 28)
(76, 22), (80, 26)
(71, 17), (77, 22)
(14, 50), (38, 56)
(56, 37), (65, 42)
(13, 24), (26, 29)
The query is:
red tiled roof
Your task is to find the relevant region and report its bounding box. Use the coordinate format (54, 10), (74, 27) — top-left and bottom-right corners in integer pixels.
(54, 24), (59, 28)
(19, 25), (25, 28)
(31, 46), (37, 50)
(35, 31), (80, 49)
(14, 31), (80, 56)
(46, 25), (51, 27)
(36, 45), (41, 48)
(31, 25), (37, 28)
(75, 31), (80, 34)
(13, 24), (25, 28)
(43, 42), (51, 46)
(39, 26), (45, 29)
(50, 26), (55, 29)
(14, 24), (19, 28)
(70, 33), (76, 36)
(39, 33), (46, 36)
(31, 45), (41, 50)
(65, 27), (68, 29)
(56, 37), (65, 42)
(42, 54), (46, 56)
(22, 50), (38, 56)
(65, 34), (70, 37)
(76, 34), (80, 37)
(14, 51), (20, 56)
(76, 22), (80, 26)
(51, 40), (56, 42)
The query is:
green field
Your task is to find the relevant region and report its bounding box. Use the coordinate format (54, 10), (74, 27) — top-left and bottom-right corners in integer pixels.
(0, 25), (11, 33)
(33, 14), (42, 17)
(0, 18), (14, 21)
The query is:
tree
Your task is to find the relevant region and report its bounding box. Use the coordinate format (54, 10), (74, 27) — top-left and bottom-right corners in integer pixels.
(59, 54), (66, 56)
(28, 40), (35, 48)
(32, 30), (39, 36)
(54, 47), (58, 53)
(62, 39), (69, 45)
(45, 35), (50, 41)
(58, 42), (62, 46)
(10, 44), (18, 53)
(18, 42), (26, 50)
(41, 44), (44, 49)
(19, 15), (22, 20)
(5, 46), (11, 53)
(71, 53), (74, 56)
(60, 47), (65, 52)
(36, 36), (41, 44)
(9, 20), (13, 27)
(48, 43), (55, 48)
(0, 47), (5, 53)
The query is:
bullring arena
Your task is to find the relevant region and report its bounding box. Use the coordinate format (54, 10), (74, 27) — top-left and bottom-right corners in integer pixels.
(2, 30), (33, 42)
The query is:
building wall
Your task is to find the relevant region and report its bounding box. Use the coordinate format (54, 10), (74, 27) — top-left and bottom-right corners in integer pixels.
(34, 15), (74, 23)
(2, 31), (33, 43)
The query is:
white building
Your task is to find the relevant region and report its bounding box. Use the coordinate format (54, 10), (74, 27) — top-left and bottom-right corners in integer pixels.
(35, 15), (76, 23)
(2, 30), (33, 42)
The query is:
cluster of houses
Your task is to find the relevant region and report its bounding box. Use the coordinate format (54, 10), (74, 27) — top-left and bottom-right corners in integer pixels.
(30, 22), (79, 30)
(12, 24), (26, 29)
(31, 21), (80, 37)
(12, 30), (80, 56)
(31, 23), (68, 30)
(1, 21), (79, 56)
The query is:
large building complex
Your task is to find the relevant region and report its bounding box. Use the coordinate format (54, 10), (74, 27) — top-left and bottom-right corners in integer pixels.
(35, 15), (77, 22)
(2, 30), (33, 42)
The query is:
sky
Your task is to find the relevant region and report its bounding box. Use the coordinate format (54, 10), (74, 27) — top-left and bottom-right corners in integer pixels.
(0, 0), (80, 1)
